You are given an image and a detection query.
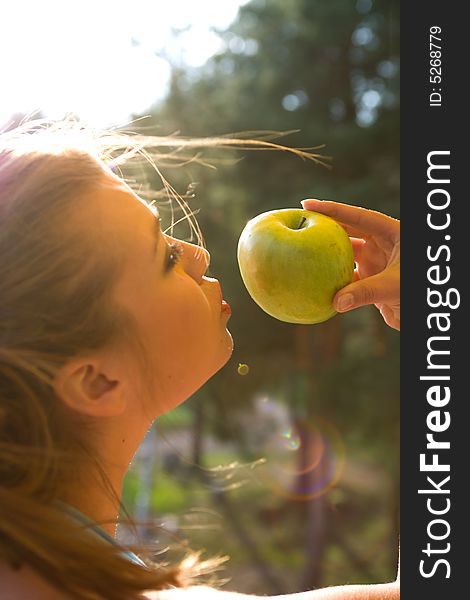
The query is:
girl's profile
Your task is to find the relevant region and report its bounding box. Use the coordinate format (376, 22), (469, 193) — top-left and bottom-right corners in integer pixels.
(0, 119), (399, 600)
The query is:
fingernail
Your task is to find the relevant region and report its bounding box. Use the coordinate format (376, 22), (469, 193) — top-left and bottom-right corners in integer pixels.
(301, 198), (322, 207)
(336, 293), (354, 312)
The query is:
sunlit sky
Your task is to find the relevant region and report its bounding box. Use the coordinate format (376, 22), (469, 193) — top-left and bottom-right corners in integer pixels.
(1, 0), (249, 128)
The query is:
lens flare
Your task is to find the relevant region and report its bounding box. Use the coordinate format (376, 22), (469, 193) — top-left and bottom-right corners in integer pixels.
(280, 428), (301, 451)
(251, 398), (346, 502)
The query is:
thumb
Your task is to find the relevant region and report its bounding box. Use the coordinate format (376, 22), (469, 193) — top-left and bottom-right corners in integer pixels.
(334, 271), (393, 312)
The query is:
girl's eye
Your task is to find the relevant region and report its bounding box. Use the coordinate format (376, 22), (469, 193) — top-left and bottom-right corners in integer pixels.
(166, 241), (184, 271)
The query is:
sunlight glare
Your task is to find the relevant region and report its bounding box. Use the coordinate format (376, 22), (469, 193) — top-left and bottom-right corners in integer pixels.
(1, 0), (249, 128)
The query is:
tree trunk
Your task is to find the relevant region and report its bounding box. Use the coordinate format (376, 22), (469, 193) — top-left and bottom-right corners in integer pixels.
(388, 475), (400, 578)
(192, 401), (204, 467)
(295, 418), (329, 591)
(294, 319), (343, 590)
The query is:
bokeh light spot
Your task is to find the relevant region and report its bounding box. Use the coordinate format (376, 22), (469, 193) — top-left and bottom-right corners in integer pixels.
(281, 428), (301, 451)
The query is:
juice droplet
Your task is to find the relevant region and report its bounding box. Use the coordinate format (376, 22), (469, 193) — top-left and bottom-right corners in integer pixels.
(237, 363), (250, 376)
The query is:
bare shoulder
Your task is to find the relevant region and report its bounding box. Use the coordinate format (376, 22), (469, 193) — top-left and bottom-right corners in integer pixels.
(144, 582), (400, 600)
(0, 559), (73, 600)
(144, 586), (257, 600)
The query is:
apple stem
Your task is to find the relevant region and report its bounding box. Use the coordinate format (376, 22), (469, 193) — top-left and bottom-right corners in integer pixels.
(298, 217), (307, 229)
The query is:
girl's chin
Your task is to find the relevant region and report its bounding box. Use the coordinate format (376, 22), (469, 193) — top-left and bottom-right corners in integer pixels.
(223, 329), (234, 358)
(209, 336), (234, 378)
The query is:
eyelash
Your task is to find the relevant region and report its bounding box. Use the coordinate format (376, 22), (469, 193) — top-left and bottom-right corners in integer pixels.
(166, 241), (184, 270)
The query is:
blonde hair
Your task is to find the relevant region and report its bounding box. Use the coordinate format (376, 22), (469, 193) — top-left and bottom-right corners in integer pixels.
(0, 116), (324, 599)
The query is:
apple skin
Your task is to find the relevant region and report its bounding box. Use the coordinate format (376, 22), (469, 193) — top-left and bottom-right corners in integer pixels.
(237, 208), (354, 325)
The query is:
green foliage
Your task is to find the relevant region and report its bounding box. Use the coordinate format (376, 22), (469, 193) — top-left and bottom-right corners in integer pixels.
(157, 404), (194, 430)
(149, 474), (189, 514)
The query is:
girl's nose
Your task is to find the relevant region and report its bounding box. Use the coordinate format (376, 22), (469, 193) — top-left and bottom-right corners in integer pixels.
(168, 235), (211, 283)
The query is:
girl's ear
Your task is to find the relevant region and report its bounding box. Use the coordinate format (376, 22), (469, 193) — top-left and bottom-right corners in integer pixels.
(52, 358), (127, 418)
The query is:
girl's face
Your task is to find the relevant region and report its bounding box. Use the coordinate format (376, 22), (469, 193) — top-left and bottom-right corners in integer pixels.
(87, 173), (233, 417)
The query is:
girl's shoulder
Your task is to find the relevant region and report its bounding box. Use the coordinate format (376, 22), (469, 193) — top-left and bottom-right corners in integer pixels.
(0, 559), (73, 600)
(144, 587), (253, 599)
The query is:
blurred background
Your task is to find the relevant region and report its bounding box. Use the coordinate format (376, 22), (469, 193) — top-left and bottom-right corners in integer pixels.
(1, 0), (399, 594)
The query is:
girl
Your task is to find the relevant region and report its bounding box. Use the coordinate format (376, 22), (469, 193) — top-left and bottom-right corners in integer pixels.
(0, 119), (399, 599)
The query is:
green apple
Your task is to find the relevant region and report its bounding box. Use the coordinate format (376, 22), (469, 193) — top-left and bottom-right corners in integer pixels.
(237, 208), (354, 325)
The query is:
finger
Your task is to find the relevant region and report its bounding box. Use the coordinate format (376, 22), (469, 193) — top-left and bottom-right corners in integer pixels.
(350, 237), (365, 261)
(333, 270), (398, 312)
(379, 304), (401, 331)
(304, 208), (370, 239)
(337, 223), (370, 239)
(301, 199), (399, 242)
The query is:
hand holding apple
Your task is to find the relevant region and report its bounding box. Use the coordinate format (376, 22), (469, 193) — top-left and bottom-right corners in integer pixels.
(301, 199), (400, 330)
(237, 208), (354, 325)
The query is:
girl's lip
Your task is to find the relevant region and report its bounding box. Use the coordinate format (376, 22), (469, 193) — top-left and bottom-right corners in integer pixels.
(201, 276), (229, 313)
(218, 284), (231, 315)
(221, 300), (231, 315)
